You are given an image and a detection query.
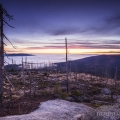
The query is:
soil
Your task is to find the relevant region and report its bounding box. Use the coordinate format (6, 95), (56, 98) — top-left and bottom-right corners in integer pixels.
(0, 94), (56, 117)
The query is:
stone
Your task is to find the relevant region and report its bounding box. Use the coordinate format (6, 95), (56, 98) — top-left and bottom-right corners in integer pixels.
(77, 96), (83, 102)
(66, 96), (75, 102)
(116, 98), (120, 103)
(91, 100), (110, 105)
(101, 88), (111, 95)
(81, 95), (92, 102)
(74, 114), (85, 120)
(113, 95), (120, 100)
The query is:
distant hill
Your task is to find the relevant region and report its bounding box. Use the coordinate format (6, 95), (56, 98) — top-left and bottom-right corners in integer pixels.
(56, 55), (120, 78)
(4, 64), (21, 70)
(5, 53), (34, 57)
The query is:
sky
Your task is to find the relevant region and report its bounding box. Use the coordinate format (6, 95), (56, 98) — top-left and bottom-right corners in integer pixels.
(1, 0), (120, 54)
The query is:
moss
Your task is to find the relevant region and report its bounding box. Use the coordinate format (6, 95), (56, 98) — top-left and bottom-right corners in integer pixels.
(71, 90), (82, 97)
(93, 103), (102, 108)
(60, 92), (68, 99)
(55, 90), (68, 99)
(39, 91), (47, 96)
(87, 103), (102, 108)
(115, 90), (120, 95)
(98, 96), (111, 102)
(88, 86), (101, 95)
(53, 85), (60, 93)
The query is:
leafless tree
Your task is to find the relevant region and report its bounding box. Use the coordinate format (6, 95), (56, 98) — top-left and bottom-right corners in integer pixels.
(0, 4), (14, 102)
(65, 38), (69, 93)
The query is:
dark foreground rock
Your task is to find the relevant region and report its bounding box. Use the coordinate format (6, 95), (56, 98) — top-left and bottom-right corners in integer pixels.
(0, 94), (56, 117)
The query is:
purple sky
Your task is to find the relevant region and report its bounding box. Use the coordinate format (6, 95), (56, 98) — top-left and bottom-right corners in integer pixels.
(1, 0), (120, 53)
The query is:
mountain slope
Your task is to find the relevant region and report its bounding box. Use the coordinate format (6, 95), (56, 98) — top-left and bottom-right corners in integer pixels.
(56, 55), (120, 78)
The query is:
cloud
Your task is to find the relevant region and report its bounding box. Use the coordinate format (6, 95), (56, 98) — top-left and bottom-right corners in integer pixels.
(83, 51), (120, 54)
(91, 13), (120, 35)
(10, 38), (98, 46)
(25, 43), (120, 50)
(8, 37), (120, 51)
(81, 44), (120, 49)
(26, 46), (65, 49)
(48, 27), (86, 36)
(106, 14), (120, 27)
(6, 50), (23, 53)
(45, 12), (120, 36)
(46, 13), (120, 36)
(103, 40), (120, 44)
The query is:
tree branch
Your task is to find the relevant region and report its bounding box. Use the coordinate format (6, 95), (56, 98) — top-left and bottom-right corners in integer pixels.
(3, 20), (14, 28)
(3, 34), (16, 49)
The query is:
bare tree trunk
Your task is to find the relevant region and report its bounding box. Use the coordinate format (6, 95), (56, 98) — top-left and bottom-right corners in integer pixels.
(0, 4), (4, 103)
(104, 70), (109, 87)
(0, 4), (14, 103)
(29, 71), (32, 95)
(65, 38), (69, 93)
(69, 59), (71, 78)
(9, 87), (12, 101)
(75, 62), (78, 82)
(114, 67), (117, 90)
(22, 57), (25, 95)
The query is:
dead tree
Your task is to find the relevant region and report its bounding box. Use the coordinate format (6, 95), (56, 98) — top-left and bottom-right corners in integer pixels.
(75, 62), (78, 82)
(0, 4), (14, 102)
(22, 57), (25, 95)
(65, 38), (69, 93)
(29, 71), (32, 95)
(0, 4), (4, 103)
(114, 67), (117, 90)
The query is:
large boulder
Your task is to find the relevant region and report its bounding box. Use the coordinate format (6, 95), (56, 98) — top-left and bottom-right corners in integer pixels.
(0, 99), (95, 120)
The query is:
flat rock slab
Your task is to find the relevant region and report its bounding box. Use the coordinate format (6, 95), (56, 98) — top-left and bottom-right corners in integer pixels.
(0, 99), (95, 120)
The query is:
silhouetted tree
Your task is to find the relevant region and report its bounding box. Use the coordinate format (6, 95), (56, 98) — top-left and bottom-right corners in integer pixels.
(0, 4), (14, 103)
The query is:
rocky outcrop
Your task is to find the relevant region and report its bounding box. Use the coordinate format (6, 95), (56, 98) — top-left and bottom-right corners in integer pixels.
(1, 99), (120, 120)
(0, 99), (95, 120)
